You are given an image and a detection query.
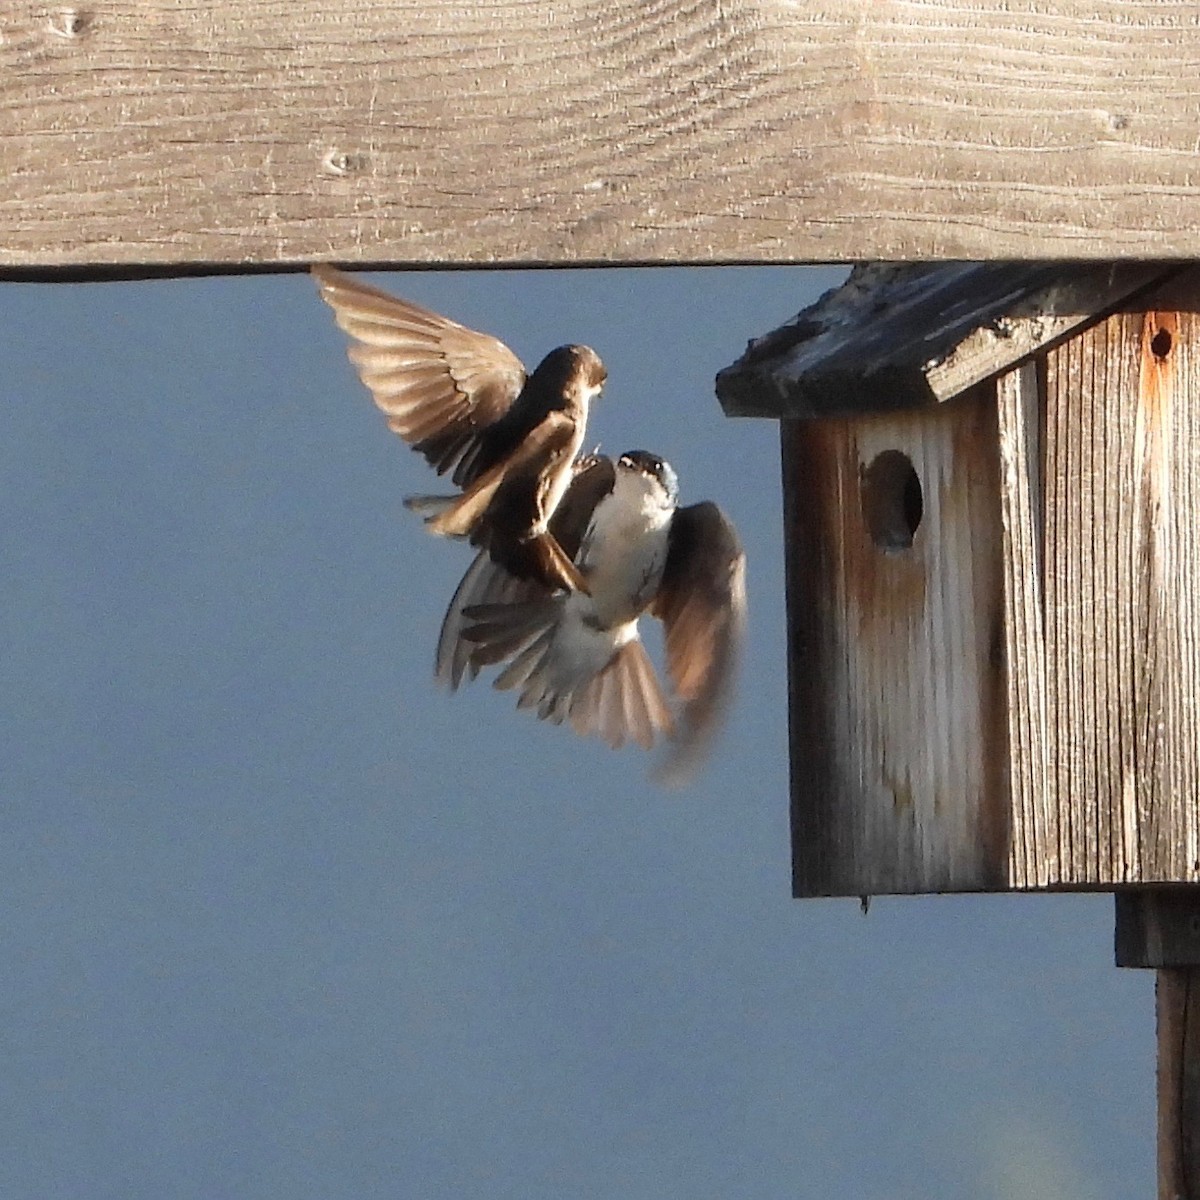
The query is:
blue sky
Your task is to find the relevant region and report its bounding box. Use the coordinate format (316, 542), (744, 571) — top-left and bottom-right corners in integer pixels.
(0, 267), (1150, 1198)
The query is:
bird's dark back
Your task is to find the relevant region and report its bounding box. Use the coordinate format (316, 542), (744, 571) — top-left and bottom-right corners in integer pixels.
(465, 350), (576, 482)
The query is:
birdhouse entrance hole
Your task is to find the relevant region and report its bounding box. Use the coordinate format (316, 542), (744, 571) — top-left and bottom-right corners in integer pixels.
(861, 449), (923, 551)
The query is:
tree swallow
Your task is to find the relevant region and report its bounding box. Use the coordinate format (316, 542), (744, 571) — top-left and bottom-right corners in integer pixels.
(437, 452), (747, 785)
(312, 265), (605, 593)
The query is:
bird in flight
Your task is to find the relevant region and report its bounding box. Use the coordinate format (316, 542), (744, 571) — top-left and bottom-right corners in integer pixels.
(437, 451), (747, 785)
(312, 265), (605, 593)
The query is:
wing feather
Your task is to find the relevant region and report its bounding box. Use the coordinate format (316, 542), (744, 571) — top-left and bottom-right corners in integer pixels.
(433, 455), (616, 689)
(434, 551), (546, 688)
(423, 411), (575, 539)
(313, 265), (526, 485)
(547, 456), (616, 560)
(652, 502), (747, 786)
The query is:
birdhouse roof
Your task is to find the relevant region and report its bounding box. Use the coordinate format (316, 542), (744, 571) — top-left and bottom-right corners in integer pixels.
(716, 261), (1183, 420)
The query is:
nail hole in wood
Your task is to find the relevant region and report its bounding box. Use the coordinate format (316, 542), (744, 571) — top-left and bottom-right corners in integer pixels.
(862, 450), (923, 551)
(1151, 328), (1173, 359)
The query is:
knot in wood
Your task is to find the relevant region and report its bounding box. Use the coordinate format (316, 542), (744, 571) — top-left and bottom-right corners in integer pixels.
(47, 8), (88, 38)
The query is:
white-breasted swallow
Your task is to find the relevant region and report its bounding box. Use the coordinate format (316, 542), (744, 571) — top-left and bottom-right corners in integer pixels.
(439, 451), (747, 785)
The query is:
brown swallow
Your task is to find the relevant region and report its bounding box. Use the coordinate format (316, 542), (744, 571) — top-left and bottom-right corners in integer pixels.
(312, 266), (605, 593)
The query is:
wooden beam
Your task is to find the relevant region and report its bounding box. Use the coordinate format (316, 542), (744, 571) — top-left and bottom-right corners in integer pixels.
(7, 2), (1200, 275)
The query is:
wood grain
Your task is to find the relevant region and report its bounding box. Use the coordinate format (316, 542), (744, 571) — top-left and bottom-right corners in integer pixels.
(784, 390), (1008, 897)
(996, 362), (1056, 889)
(5, 1), (1200, 273)
(1042, 302), (1200, 884)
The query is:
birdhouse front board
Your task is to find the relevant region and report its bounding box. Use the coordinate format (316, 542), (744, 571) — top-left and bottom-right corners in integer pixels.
(783, 387), (1009, 895)
(742, 266), (1200, 897)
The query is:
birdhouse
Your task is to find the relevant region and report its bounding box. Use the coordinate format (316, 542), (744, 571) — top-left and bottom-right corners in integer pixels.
(716, 262), (1200, 903)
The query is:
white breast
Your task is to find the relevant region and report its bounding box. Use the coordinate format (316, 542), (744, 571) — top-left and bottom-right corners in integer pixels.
(579, 468), (674, 629)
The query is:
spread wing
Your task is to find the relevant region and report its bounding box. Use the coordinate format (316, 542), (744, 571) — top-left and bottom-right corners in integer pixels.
(652, 502), (747, 786)
(312, 265), (527, 486)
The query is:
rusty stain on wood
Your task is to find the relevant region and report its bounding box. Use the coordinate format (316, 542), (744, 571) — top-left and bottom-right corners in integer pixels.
(7, 4), (1200, 273)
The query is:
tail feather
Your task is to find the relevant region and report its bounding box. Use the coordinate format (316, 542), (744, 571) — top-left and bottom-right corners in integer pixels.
(495, 628), (555, 693)
(569, 668), (598, 740)
(566, 640), (672, 751)
(457, 595), (674, 755)
(538, 688), (572, 725)
(631, 646), (675, 746)
(621, 658), (651, 750)
(598, 669), (625, 749)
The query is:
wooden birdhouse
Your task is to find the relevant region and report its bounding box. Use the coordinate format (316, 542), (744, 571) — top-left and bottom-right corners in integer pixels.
(716, 262), (1200, 905)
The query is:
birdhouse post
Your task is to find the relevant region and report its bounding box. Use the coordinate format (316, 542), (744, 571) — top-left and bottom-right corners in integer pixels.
(717, 261), (1200, 1193)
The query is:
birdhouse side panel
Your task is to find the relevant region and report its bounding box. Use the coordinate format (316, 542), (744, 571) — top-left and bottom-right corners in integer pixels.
(783, 388), (1010, 897)
(1041, 307), (1200, 884)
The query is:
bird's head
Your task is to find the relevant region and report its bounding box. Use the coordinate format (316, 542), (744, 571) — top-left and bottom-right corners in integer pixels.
(533, 344), (607, 405)
(618, 450), (679, 505)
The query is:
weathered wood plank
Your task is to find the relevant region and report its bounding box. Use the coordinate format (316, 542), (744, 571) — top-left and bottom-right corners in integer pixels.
(1042, 299), (1200, 885)
(784, 389), (1009, 897)
(1140, 306), (1200, 882)
(6, 2), (1200, 273)
(717, 262), (1180, 419)
(1043, 323), (1119, 883)
(996, 362), (1056, 889)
